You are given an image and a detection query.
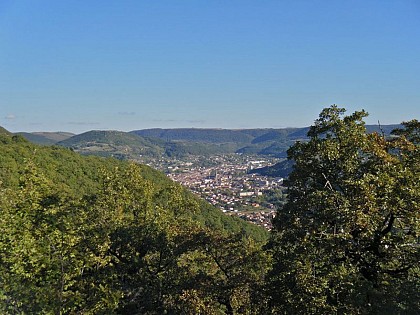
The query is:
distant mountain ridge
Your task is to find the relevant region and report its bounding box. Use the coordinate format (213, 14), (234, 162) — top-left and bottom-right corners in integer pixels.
(131, 128), (304, 143)
(131, 128), (255, 143)
(16, 131), (74, 145)
(15, 124), (401, 159)
(57, 130), (165, 159)
(130, 127), (309, 157)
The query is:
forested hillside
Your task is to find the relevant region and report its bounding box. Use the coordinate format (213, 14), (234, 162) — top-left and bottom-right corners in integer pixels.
(16, 132), (74, 145)
(0, 130), (268, 314)
(57, 130), (166, 159)
(131, 128), (255, 143)
(0, 131), (267, 238)
(1, 107), (418, 314)
(131, 127), (303, 157)
(249, 158), (295, 178)
(55, 130), (241, 159)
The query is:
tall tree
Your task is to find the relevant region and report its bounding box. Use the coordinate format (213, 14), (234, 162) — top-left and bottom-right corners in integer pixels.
(265, 106), (420, 314)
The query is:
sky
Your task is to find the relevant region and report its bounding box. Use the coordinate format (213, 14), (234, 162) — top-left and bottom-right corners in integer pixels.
(1, 0), (419, 133)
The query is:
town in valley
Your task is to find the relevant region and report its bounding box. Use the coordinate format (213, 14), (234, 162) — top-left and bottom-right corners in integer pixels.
(147, 154), (287, 230)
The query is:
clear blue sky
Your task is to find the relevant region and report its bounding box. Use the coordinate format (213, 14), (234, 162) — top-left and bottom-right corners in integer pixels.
(1, 0), (419, 133)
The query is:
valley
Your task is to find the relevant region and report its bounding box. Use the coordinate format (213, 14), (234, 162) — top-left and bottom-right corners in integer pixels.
(1, 110), (417, 314)
(15, 125), (400, 229)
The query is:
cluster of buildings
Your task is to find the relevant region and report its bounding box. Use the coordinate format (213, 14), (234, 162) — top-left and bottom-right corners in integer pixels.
(163, 154), (284, 229)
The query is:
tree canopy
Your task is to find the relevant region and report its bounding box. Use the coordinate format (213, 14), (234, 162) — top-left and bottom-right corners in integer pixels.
(266, 106), (419, 314)
(0, 132), (268, 314)
(0, 107), (418, 314)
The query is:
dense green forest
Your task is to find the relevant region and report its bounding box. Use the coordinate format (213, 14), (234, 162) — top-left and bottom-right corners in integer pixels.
(1, 106), (418, 314)
(0, 129), (268, 314)
(264, 107), (419, 314)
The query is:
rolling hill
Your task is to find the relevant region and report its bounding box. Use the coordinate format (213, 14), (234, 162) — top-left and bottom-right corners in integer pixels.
(131, 128), (255, 143)
(0, 126), (12, 136)
(131, 127), (308, 157)
(56, 130), (238, 159)
(0, 125), (269, 313)
(17, 125), (401, 160)
(16, 131), (74, 145)
(0, 125), (267, 240)
(57, 130), (166, 159)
